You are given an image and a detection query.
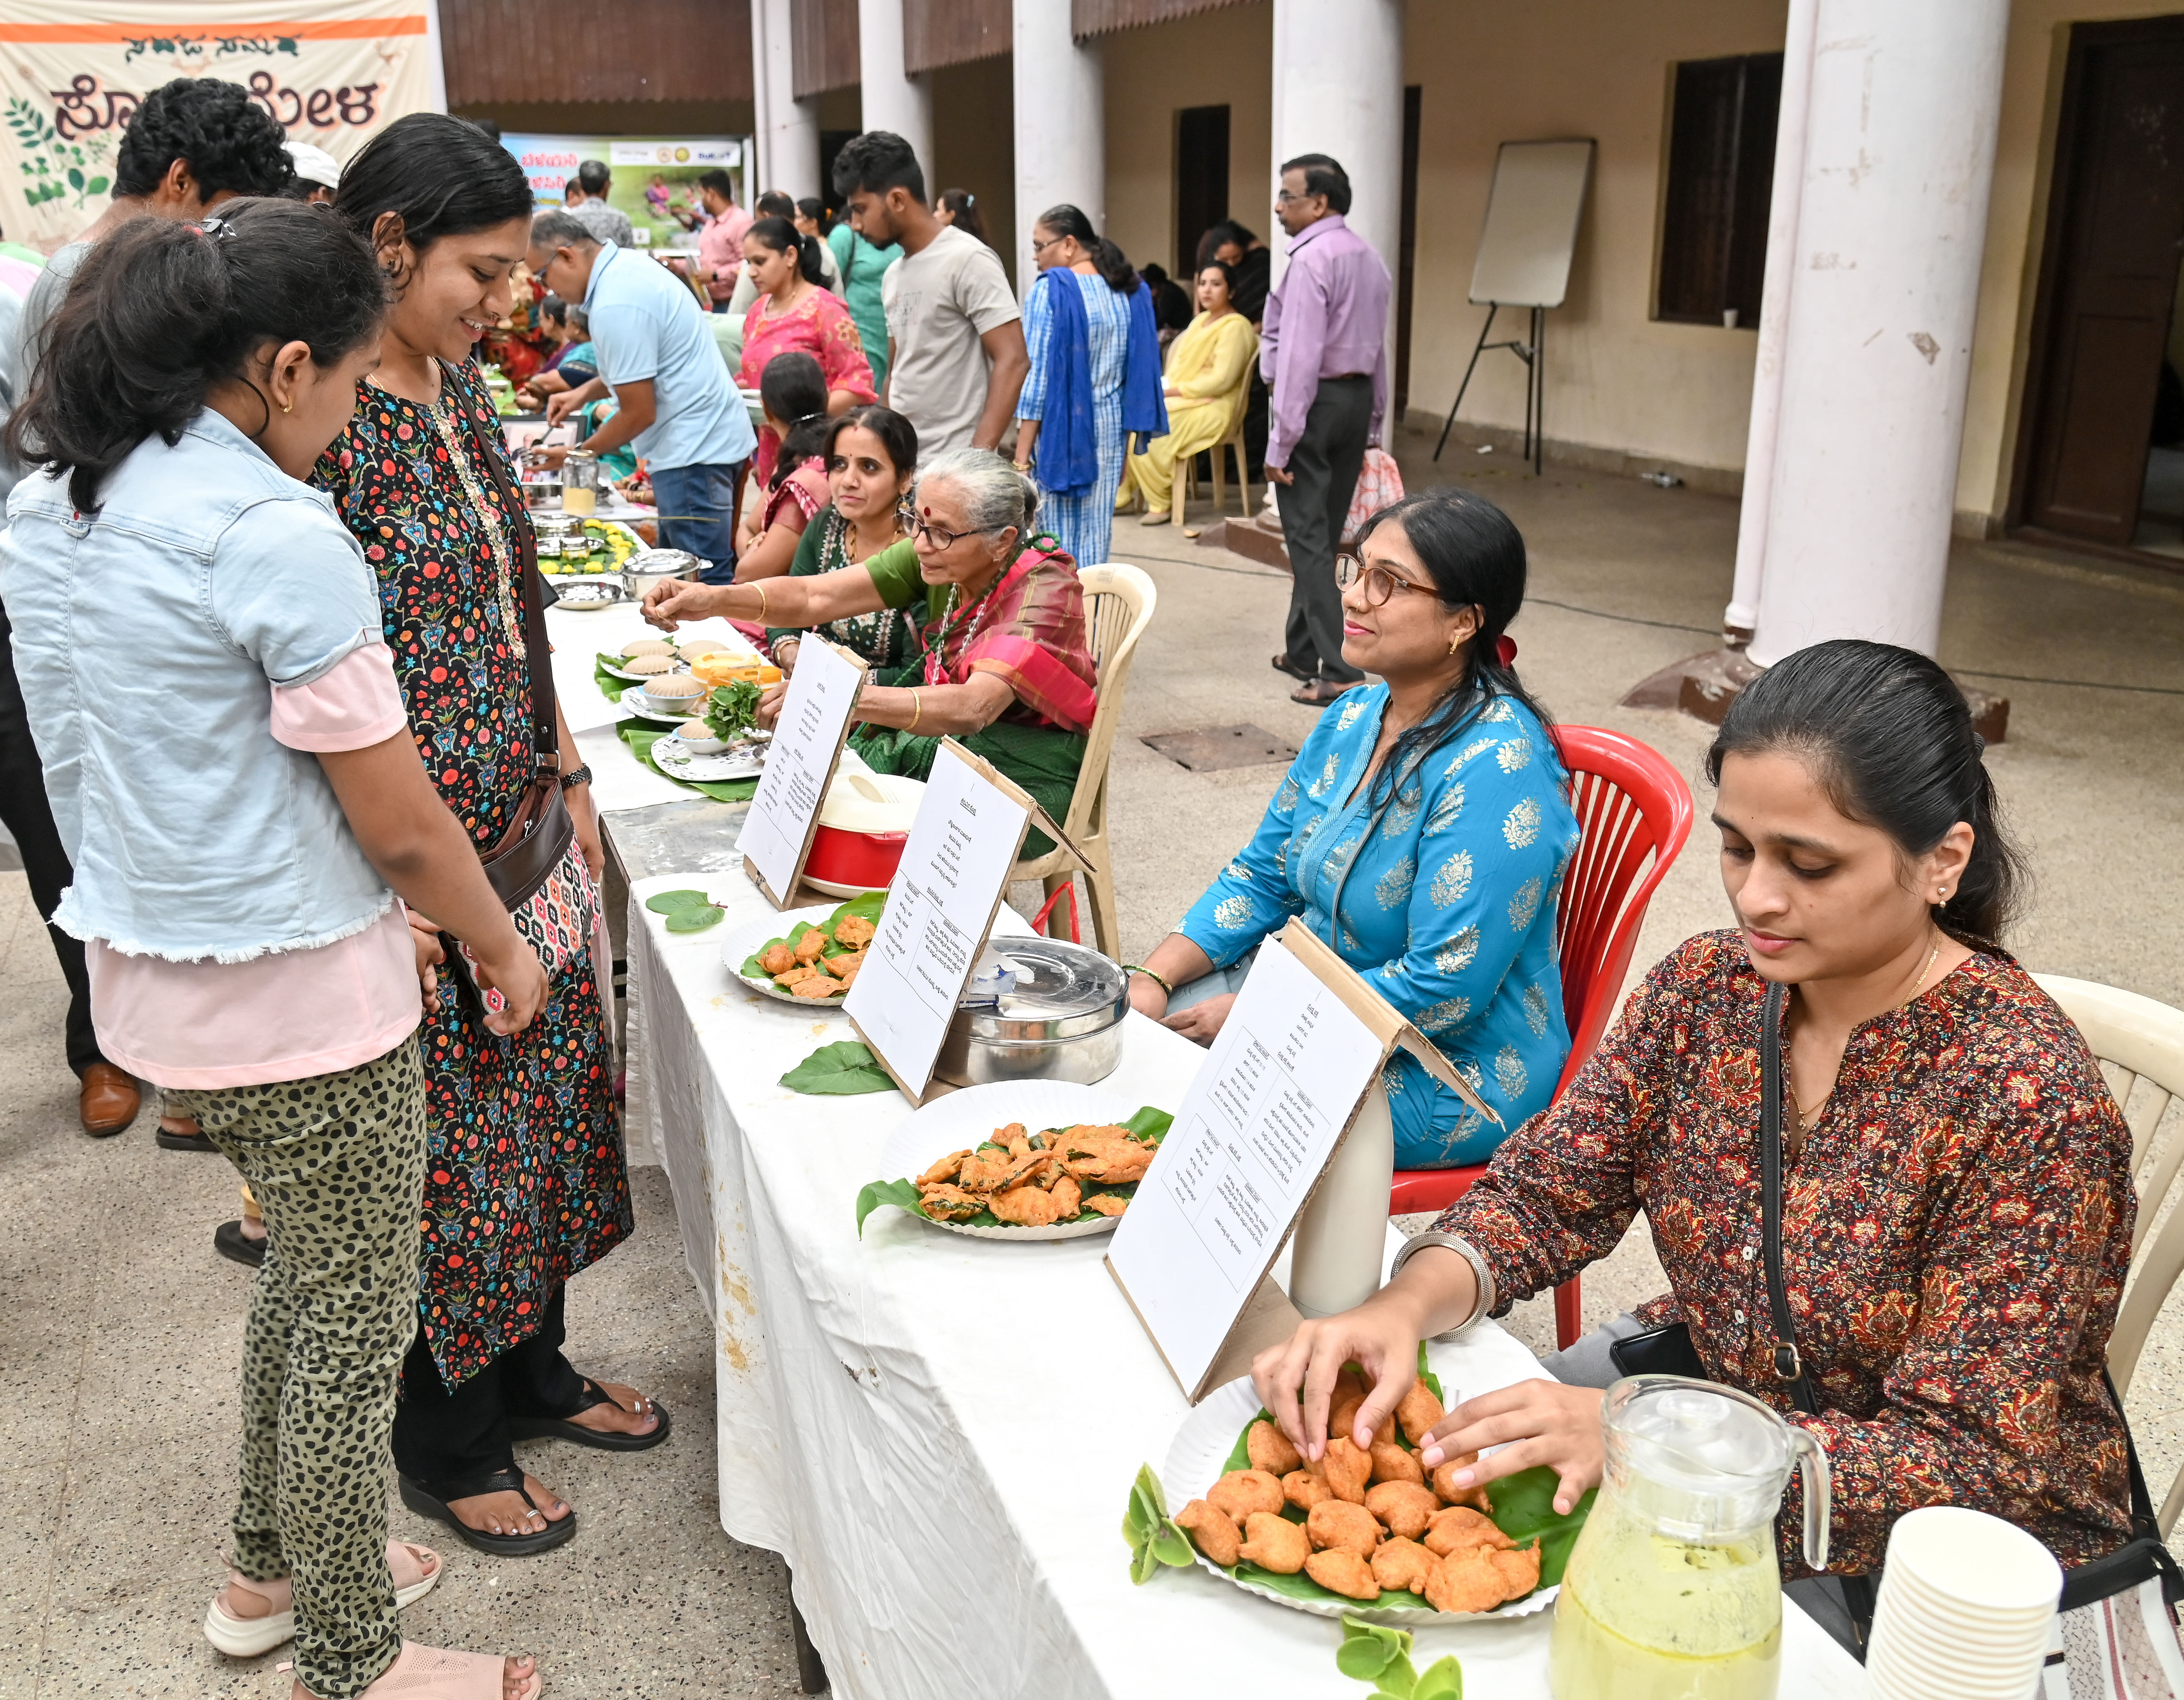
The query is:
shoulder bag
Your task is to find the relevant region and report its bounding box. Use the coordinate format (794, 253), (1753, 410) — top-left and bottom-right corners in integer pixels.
(1610, 981), (2184, 1672)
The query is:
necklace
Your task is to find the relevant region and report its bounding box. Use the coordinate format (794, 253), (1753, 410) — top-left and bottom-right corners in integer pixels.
(1787, 935), (1944, 1133)
(417, 377), (522, 645)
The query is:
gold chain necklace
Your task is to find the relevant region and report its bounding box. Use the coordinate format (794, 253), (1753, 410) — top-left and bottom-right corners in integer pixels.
(1788, 936), (1943, 1132)
(418, 385), (522, 645)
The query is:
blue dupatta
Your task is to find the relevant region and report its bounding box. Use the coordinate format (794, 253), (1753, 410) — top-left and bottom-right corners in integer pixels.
(1032, 268), (1169, 496)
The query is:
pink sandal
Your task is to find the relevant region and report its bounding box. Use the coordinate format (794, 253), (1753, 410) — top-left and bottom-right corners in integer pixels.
(282, 1642), (541, 1699)
(204, 1539), (442, 1657)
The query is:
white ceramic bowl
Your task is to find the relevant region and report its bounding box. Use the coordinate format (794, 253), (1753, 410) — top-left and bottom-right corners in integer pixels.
(675, 718), (726, 754)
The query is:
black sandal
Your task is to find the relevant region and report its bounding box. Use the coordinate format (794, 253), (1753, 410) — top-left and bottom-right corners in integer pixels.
(507, 1377), (672, 1453)
(1270, 651), (1314, 684)
(398, 1467), (577, 1556)
(159, 1124), (218, 1152)
(213, 1219), (266, 1268)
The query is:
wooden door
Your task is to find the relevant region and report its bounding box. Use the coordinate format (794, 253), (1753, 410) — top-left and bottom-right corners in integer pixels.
(1175, 104), (1229, 273)
(2017, 20), (2184, 544)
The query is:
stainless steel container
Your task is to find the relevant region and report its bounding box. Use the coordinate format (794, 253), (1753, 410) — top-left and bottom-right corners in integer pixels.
(933, 937), (1129, 1087)
(621, 547), (703, 600)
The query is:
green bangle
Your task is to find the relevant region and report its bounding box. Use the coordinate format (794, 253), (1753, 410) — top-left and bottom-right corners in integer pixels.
(1124, 964), (1173, 996)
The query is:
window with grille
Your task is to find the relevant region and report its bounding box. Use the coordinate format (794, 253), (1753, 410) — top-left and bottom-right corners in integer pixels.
(1655, 52), (1782, 327)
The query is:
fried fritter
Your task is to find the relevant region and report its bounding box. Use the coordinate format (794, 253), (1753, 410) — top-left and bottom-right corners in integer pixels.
(1305, 1498), (1382, 1559)
(794, 928), (827, 964)
(1425, 1546), (1508, 1615)
(1304, 1549), (1381, 1601)
(1236, 1511), (1308, 1574)
(790, 976), (844, 999)
(1490, 1543), (1542, 1600)
(917, 1149), (969, 1186)
(1396, 1382), (1447, 1447)
(1055, 1128), (1155, 1184)
(1319, 1436), (1372, 1504)
(833, 915), (876, 947)
(958, 1147), (1016, 1192)
(916, 1184), (982, 1222)
(1247, 1420), (1304, 1476)
(1048, 1175), (1082, 1218)
(1329, 1391), (1367, 1446)
(998, 1122), (1033, 1157)
(1281, 1468), (1330, 1512)
(1422, 1505), (1511, 1558)
(1081, 1192), (1130, 1217)
(772, 967), (816, 988)
(988, 1180), (1067, 1226)
(998, 1148), (1061, 1190)
(823, 949), (861, 979)
(1371, 1535), (1437, 1596)
(1174, 1498), (1240, 1567)
(758, 942), (797, 975)
(1370, 1438), (1425, 1486)
(1208, 1469), (1286, 1525)
(1365, 1481), (1442, 1541)
(1430, 1453), (1494, 1512)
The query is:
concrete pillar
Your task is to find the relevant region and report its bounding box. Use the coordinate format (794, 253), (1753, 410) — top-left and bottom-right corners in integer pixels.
(750, 0), (819, 200)
(1268, 0), (1403, 294)
(859, 0), (932, 174)
(1012, 0), (1104, 296)
(1746, 0), (2010, 667)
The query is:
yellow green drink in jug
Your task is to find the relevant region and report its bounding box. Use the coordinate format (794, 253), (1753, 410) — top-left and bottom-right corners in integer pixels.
(1548, 1376), (1828, 1700)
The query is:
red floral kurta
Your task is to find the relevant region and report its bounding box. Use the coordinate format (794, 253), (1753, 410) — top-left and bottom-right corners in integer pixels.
(1440, 931), (2135, 1575)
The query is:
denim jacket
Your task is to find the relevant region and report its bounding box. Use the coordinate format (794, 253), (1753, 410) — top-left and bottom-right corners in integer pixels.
(2, 409), (393, 960)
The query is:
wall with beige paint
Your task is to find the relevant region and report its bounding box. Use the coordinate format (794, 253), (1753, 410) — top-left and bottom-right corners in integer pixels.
(1098, 1), (1274, 276)
(931, 55), (1020, 268)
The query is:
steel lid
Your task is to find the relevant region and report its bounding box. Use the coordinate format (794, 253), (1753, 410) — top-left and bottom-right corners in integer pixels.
(955, 937), (1128, 1041)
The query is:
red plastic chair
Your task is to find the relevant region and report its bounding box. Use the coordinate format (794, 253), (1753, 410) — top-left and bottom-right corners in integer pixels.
(1388, 725), (1696, 1349)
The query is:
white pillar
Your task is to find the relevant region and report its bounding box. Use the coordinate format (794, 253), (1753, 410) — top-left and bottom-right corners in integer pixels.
(1747, 0), (2010, 667)
(1012, 0), (1105, 296)
(858, 0), (932, 174)
(1268, 0), (1403, 294)
(750, 0), (819, 200)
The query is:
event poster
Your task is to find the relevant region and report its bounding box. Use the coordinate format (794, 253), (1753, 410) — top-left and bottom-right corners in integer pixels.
(503, 132), (745, 249)
(0, 0), (442, 252)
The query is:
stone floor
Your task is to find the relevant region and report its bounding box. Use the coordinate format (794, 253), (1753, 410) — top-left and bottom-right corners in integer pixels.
(4, 427), (2182, 1694)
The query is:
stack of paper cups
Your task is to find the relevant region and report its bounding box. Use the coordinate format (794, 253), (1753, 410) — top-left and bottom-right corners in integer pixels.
(1867, 1506), (2062, 1699)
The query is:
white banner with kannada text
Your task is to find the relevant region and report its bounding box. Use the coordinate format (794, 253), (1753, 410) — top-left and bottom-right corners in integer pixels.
(0, 0), (441, 252)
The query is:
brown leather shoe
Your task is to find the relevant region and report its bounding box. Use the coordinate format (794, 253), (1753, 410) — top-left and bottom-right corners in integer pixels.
(78, 1062), (140, 1137)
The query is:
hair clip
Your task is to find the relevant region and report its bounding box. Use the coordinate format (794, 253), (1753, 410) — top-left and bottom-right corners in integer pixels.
(193, 216), (236, 241)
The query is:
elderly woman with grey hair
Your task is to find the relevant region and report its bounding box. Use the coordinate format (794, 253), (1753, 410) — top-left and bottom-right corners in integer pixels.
(642, 447), (1097, 851)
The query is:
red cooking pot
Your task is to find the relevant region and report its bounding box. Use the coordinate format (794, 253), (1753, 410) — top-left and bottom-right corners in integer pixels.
(801, 770), (927, 897)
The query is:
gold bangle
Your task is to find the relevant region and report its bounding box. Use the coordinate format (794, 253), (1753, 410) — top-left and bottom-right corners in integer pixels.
(908, 689), (922, 732)
(754, 582), (768, 621)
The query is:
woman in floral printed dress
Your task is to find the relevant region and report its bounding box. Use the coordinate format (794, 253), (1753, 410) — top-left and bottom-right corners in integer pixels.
(320, 115), (666, 1561)
(1253, 639), (2135, 1627)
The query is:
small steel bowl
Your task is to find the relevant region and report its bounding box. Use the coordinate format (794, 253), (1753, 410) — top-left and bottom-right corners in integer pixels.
(621, 547), (704, 601)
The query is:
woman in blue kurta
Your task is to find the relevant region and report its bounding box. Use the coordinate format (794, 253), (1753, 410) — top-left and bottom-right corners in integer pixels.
(1125, 489), (1579, 1168)
(1013, 203), (1166, 572)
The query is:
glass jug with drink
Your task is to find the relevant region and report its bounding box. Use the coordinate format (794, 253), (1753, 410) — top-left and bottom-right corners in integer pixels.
(1549, 1376), (1830, 1700)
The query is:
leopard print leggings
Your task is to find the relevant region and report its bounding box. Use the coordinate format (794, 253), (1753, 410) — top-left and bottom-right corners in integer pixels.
(169, 1037), (428, 1700)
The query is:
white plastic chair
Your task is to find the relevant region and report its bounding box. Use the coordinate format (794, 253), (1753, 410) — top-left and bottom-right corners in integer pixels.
(2036, 973), (2184, 1533)
(1009, 563), (1157, 956)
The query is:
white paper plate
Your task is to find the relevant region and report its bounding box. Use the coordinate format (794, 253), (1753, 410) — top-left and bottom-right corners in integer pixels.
(872, 1079), (1151, 1241)
(1157, 1354), (1559, 1626)
(653, 733), (765, 781)
(718, 903), (853, 1006)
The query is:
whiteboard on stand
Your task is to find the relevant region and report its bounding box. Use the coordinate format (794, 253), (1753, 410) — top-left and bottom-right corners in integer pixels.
(1468, 138), (1596, 309)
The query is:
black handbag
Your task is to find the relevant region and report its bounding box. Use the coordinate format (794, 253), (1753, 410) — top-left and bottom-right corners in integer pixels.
(1610, 980), (2184, 1653)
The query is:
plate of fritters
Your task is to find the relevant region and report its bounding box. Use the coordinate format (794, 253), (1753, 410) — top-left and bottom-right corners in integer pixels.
(720, 899), (878, 1004)
(1159, 1352), (1572, 1625)
(867, 1080), (1169, 1240)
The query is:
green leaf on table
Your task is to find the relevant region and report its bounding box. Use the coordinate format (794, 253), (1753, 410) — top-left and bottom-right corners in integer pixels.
(827, 888), (889, 927)
(1120, 1463), (1193, 1586)
(1123, 1104), (1174, 1144)
(645, 888), (713, 914)
(1415, 1339), (1443, 1406)
(1485, 1464), (1595, 1587)
(592, 656), (633, 701)
(1412, 1656), (1463, 1700)
(664, 905), (725, 932)
(1336, 1617), (1415, 1684)
(785, 1040), (896, 1097)
(738, 937), (792, 979)
(854, 1177), (925, 1236)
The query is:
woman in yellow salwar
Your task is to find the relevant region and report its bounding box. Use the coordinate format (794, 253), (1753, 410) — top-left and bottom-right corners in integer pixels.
(1120, 261), (1259, 525)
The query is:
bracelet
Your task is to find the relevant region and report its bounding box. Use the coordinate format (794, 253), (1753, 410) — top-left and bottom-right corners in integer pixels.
(753, 582), (768, 622)
(907, 688), (922, 732)
(1390, 1231), (1496, 1341)
(1012, 460), (1033, 474)
(558, 764), (593, 790)
(1123, 964), (1173, 996)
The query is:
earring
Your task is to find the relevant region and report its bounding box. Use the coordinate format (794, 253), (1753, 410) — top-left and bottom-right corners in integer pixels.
(281, 401), (293, 414)
(1447, 631), (1464, 656)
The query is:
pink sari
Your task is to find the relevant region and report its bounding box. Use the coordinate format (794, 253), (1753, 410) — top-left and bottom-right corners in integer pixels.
(928, 542), (1099, 734)
(738, 288), (876, 487)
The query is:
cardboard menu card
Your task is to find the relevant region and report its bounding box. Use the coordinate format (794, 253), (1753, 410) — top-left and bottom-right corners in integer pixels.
(843, 738), (1084, 1105)
(735, 635), (866, 908)
(1105, 919), (1497, 1402)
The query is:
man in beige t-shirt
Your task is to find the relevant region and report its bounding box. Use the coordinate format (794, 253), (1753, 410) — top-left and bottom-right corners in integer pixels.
(833, 130), (1027, 456)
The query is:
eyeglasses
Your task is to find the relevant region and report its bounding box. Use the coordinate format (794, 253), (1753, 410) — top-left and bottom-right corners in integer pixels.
(1031, 234), (1066, 254)
(911, 515), (993, 551)
(1334, 551), (1437, 607)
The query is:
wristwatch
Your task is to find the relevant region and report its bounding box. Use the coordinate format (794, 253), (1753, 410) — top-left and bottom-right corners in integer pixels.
(559, 765), (593, 790)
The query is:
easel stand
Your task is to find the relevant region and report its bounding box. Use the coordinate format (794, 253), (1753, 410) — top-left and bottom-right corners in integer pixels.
(1432, 301), (1546, 475)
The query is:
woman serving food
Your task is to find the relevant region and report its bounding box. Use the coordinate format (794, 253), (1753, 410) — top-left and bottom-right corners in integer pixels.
(643, 447), (1095, 852)
(1126, 489), (1579, 1169)
(1251, 639), (2136, 1637)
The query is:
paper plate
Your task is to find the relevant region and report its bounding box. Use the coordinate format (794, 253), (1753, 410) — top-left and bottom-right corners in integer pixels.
(653, 733), (766, 781)
(1158, 1354), (1559, 1626)
(718, 904), (853, 1007)
(872, 1079), (1149, 1241)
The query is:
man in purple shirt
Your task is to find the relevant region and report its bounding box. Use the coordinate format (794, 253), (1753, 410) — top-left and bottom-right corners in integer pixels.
(1262, 154), (1392, 705)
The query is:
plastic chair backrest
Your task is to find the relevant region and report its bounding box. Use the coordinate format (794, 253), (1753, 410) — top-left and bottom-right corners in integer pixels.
(1012, 562), (1156, 856)
(1547, 725), (1696, 1093)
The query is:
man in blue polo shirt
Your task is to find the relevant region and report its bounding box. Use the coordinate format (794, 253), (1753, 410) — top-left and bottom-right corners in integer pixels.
(529, 210), (754, 580)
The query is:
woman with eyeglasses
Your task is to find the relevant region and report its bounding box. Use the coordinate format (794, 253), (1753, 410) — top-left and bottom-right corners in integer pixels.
(1125, 488), (1579, 1169)
(643, 447), (1096, 854)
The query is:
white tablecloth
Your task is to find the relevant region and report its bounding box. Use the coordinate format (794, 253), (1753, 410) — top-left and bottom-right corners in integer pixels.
(625, 867), (1871, 1700)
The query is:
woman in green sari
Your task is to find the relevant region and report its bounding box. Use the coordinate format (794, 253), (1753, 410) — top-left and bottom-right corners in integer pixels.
(642, 447), (1097, 850)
